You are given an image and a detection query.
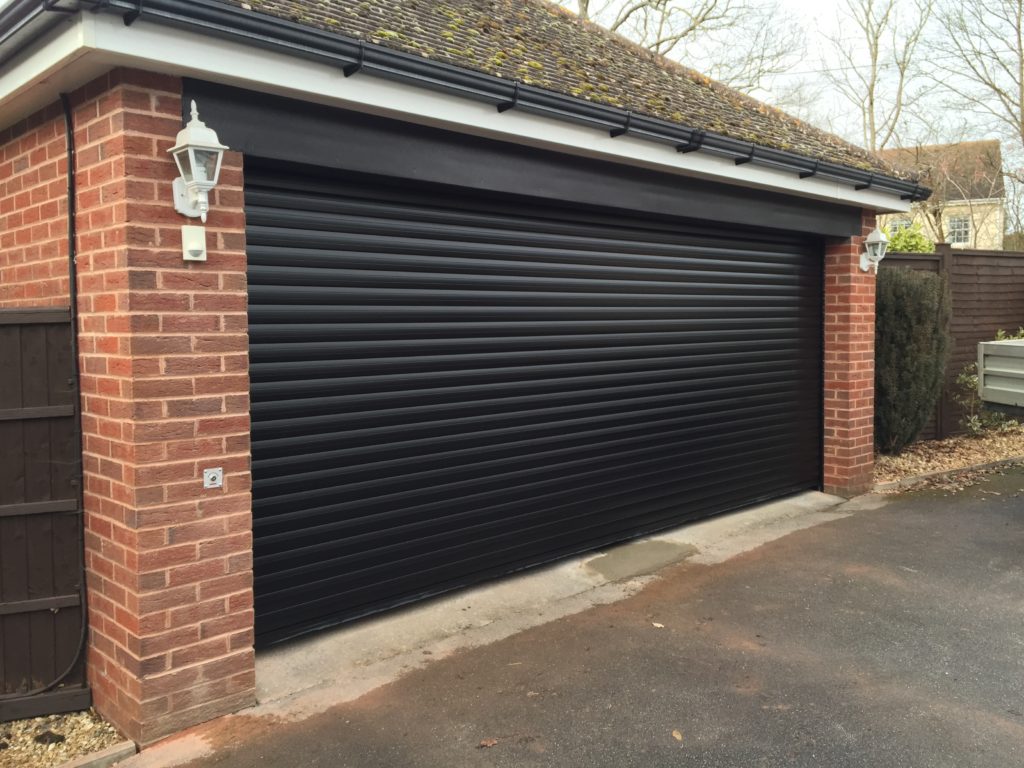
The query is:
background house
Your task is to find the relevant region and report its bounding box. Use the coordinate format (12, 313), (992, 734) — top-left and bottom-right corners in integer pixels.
(878, 140), (1005, 249)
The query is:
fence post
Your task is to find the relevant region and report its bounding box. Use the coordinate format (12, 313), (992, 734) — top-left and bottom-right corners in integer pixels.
(935, 242), (953, 438)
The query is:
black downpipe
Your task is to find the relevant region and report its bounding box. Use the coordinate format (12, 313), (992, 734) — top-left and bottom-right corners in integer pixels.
(818, 237), (828, 493)
(60, 90), (85, 553)
(49, 90), (90, 698)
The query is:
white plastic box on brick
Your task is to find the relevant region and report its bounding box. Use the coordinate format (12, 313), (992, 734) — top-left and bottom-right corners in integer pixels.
(978, 339), (1024, 408)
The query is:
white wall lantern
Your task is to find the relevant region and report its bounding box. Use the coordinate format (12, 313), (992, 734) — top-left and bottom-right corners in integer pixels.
(168, 100), (228, 223)
(860, 226), (889, 273)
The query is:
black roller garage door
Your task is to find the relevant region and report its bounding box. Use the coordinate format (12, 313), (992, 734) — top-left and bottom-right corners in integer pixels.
(246, 163), (823, 645)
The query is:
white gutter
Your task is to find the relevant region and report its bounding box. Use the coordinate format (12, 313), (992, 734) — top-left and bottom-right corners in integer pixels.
(0, 13), (910, 213)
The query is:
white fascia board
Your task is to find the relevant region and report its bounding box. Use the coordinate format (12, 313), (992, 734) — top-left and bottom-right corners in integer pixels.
(0, 18), (99, 126)
(3, 13), (910, 214)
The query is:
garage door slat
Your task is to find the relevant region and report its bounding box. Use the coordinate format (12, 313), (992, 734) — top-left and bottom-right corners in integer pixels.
(252, 416), (815, 538)
(250, 352), (817, 400)
(248, 265), (812, 294)
(245, 211), (810, 265)
(246, 164), (822, 645)
(250, 345), (808, 383)
(252, 378), (807, 455)
(248, 257), (810, 288)
(251, 414), (818, 535)
(248, 318), (812, 341)
(249, 331), (803, 362)
(249, 350), (806, 417)
(252, 400), (806, 500)
(251, 385), (810, 471)
(253, 429), (811, 557)
(247, 239), (812, 279)
(251, 371), (803, 443)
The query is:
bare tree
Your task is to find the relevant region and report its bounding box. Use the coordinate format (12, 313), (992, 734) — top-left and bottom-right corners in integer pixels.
(703, 5), (804, 93)
(768, 78), (835, 130)
(883, 140), (1006, 247)
(823, 0), (933, 151)
(560, 1), (804, 94)
(921, 158), (1005, 247)
(933, 1), (1024, 150)
(607, 0), (733, 55)
(928, 1), (1024, 250)
(567, 0), (622, 23)
(1003, 172), (1024, 248)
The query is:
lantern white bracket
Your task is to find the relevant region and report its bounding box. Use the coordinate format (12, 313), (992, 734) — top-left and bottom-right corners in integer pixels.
(168, 100), (228, 224)
(172, 177), (208, 220)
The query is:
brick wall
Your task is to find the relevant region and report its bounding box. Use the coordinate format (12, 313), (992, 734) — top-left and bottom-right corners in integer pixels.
(0, 104), (71, 306)
(823, 211), (877, 497)
(66, 69), (254, 744)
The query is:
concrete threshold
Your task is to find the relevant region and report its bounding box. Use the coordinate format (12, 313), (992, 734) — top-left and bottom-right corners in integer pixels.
(253, 491), (852, 721)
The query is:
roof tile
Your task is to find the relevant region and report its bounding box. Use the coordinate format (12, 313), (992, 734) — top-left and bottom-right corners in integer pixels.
(222, 0), (905, 177)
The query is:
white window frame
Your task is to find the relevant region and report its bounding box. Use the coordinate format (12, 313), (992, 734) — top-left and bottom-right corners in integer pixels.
(948, 215), (971, 245)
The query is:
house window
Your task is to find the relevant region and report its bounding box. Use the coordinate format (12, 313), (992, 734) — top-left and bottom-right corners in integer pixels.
(889, 218), (912, 232)
(948, 216), (971, 244)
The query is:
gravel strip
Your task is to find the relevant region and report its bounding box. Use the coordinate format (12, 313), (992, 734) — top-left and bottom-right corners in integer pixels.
(875, 461), (1024, 494)
(0, 709), (122, 768)
(874, 426), (1024, 486)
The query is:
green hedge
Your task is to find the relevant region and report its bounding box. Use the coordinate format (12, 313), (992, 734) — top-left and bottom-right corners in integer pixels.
(874, 268), (952, 454)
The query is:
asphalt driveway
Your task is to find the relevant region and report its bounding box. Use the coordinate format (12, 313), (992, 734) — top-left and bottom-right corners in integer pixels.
(173, 469), (1024, 768)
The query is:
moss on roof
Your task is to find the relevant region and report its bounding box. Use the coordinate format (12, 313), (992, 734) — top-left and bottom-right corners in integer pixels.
(222, 0), (905, 178)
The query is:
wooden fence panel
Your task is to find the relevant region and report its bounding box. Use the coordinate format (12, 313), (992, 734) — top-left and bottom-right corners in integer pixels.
(0, 308), (89, 722)
(882, 247), (1024, 439)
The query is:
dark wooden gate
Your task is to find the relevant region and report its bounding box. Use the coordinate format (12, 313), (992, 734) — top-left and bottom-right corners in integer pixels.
(0, 308), (89, 721)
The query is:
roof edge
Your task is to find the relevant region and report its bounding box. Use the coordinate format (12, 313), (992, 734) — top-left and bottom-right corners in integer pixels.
(0, 0), (69, 65)
(1, 0), (930, 203)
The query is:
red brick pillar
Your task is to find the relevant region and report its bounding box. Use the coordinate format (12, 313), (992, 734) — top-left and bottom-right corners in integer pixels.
(71, 69), (254, 744)
(823, 211), (877, 497)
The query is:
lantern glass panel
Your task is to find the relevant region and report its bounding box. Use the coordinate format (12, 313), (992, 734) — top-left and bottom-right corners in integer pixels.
(192, 149), (220, 184)
(173, 148), (193, 182)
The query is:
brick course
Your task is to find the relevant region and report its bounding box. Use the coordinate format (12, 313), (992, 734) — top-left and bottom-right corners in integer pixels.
(822, 212), (878, 497)
(0, 104), (71, 305)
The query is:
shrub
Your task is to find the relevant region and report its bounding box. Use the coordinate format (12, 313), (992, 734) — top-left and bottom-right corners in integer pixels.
(952, 363), (995, 436)
(874, 267), (952, 454)
(995, 327), (1024, 341)
(885, 222), (934, 253)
